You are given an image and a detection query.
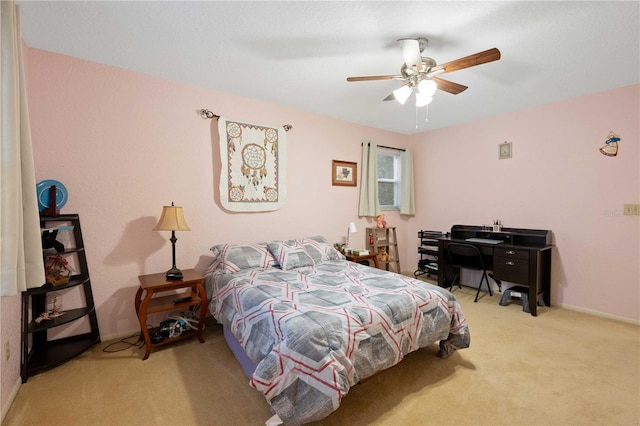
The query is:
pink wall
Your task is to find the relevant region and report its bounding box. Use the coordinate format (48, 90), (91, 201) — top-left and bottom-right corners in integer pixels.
(409, 84), (639, 320)
(22, 48), (410, 341)
(2, 47), (638, 417)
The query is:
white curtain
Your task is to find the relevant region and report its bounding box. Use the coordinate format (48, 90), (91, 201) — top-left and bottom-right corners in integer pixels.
(400, 149), (415, 215)
(1, 1), (45, 296)
(358, 142), (380, 217)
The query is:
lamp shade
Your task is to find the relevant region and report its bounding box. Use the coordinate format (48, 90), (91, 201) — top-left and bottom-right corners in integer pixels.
(153, 205), (190, 231)
(346, 222), (358, 248)
(417, 79), (437, 97)
(393, 85), (412, 104)
(415, 92), (433, 107)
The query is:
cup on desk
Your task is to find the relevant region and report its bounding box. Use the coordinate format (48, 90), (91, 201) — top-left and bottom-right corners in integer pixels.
(493, 225), (501, 232)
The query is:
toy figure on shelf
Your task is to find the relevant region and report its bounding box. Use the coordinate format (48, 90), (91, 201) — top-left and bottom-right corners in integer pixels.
(376, 214), (387, 228)
(377, 247), (389, 262)
(35, 293), (65, 323)
(45, 255), (74, 286)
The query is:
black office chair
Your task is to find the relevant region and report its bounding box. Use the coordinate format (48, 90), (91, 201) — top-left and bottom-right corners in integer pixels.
(445, 242), (493, 302)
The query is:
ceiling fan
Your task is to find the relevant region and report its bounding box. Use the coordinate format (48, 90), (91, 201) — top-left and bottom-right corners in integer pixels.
(347, 38), (501, 107)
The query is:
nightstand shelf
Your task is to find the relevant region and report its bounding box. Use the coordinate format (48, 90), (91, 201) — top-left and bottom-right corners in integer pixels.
(144, 293), (204, 315)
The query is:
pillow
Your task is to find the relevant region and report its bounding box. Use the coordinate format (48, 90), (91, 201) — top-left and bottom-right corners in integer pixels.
(267, 240), (315, 271)
(302, 236), (345, 263)
(210, 243), (277, 273)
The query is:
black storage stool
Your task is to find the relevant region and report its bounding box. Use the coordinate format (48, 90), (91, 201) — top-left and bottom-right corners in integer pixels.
(499, 286), (530, 313)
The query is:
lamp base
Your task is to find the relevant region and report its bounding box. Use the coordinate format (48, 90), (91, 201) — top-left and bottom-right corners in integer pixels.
(165, 267), (183, 281)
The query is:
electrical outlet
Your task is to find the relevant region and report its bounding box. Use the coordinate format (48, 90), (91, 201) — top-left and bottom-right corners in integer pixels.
(623, 204), (640, 216)
(4, 341), (9, 362)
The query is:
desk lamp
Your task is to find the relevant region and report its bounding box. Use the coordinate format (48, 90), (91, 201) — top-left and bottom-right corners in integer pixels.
(153, 202), (190, 280)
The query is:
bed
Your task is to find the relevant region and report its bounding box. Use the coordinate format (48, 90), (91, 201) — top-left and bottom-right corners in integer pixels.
(205, 236), (470, 425)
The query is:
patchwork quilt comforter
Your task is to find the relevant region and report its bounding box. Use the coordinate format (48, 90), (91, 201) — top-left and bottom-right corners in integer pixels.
(207, 260), (470, 425)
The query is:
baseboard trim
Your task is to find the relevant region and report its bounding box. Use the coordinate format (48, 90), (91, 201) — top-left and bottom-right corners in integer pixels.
(1, 376), (21, 423)
(558, 303), (640, 325)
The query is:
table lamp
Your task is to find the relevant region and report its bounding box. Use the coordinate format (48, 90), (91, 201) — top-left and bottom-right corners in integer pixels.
(346, 222), (357, 249)
(153, 202), (190, 280)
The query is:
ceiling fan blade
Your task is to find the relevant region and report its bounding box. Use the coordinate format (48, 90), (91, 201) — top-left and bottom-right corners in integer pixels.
(383, 93), (396, 101)
(429, 48), (501, 74)
(399, 38), (422, 71)
(346, 75), (403, 82)
(431, 77), (468, 95)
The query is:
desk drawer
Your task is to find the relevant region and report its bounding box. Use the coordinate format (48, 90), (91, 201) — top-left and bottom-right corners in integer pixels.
(494, 248), (529, 260)
(494, 256), (529, 284)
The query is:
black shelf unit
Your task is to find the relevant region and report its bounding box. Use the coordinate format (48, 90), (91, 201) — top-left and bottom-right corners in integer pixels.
(414, 230), (445, 278)
(21, 214), (100, 383)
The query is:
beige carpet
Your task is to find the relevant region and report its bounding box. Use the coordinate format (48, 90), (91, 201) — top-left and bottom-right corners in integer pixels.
(4, 284), (639, 426)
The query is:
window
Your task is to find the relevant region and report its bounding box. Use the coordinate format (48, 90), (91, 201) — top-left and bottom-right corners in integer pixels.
(377, 150), (401, 210)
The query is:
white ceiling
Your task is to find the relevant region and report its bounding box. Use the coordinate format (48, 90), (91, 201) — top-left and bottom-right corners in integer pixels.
(17, 1), (640, 135)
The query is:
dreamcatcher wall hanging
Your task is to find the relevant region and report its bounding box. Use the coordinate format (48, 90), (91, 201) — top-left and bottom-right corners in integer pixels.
(218, 117), (287, 212)
(599, 131), (620, 157)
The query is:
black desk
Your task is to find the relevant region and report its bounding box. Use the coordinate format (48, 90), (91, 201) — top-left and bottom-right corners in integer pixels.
(437, 225), (553, 316)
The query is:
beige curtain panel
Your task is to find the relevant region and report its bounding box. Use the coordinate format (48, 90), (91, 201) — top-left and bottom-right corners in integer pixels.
(358, 141), (380, 217)
(1, 1), (45, 296)
(400, 149), (415, 215)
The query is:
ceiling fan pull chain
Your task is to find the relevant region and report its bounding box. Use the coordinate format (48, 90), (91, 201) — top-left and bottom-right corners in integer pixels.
(415, 105), (418, 130)
(425, 104), (430, 123)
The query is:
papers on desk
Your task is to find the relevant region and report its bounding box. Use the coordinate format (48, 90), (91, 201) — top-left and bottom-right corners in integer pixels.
(465, 238), (504, 244)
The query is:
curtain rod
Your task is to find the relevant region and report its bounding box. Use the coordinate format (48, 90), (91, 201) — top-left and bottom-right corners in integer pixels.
(362, 142), (405, 152)
(200, 109), (292, 132)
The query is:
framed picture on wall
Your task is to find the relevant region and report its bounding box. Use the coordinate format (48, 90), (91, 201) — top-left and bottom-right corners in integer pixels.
(332, 160), (357, 186)
(499, 142), (512, 159)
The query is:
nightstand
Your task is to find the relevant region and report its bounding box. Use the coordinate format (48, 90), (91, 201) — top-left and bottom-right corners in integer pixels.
(345, 253), (380, 269)
(135, 269), (206, 360)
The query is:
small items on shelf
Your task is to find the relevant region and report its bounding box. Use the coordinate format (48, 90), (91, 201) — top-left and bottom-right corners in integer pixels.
(41, 225), (74, 254)
(335, 243), (369, 257)
(44, 255), (74, 286)
(35, 293), (65, 323)
(377, 247), (390, 262)
(366, 227), (400, 273)
(345, 248), (369, 256)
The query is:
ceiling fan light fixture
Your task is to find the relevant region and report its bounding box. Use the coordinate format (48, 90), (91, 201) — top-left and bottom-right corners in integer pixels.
(393, 85), (412, 104)
(415, 92), (433, 107)
(417, 79), (437, 97)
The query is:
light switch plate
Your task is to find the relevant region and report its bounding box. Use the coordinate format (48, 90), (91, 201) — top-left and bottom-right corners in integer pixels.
(623, 204), (640, 216)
